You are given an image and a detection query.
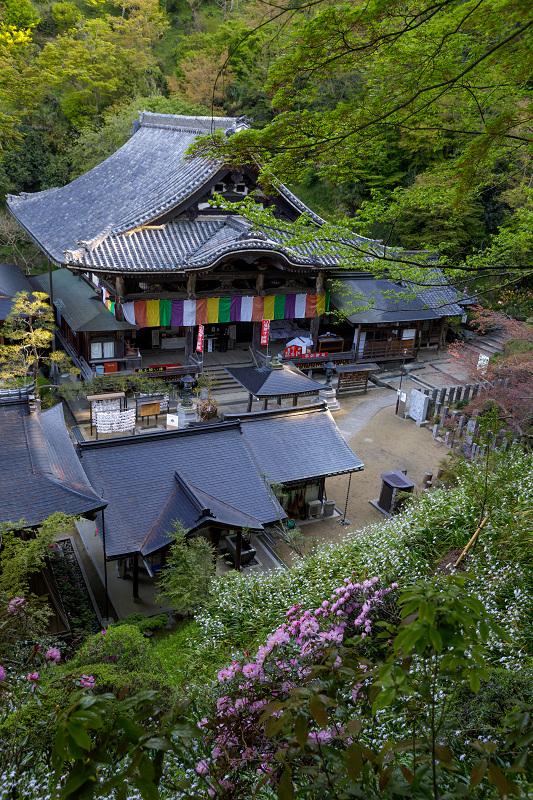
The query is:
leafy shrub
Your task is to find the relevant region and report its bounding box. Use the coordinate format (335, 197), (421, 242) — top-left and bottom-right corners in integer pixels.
(451, 665), (533, 736)
(67, 663), (176, 705)
(113, 612), (169, 633)
(72, 625), (154, 671)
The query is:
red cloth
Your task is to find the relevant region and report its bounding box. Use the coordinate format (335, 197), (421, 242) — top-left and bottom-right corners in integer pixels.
(134, 300), (148, 328)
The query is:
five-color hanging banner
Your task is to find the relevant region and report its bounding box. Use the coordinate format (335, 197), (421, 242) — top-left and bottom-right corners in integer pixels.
(117, 292), (330, 328)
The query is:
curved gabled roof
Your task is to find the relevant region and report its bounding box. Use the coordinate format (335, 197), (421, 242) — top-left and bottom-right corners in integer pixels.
(8, 114), (238, 266)
(8, 112), (373, 273)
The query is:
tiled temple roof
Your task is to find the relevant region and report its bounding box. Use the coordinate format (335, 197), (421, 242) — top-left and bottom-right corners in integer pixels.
(7, 113), (351, 272)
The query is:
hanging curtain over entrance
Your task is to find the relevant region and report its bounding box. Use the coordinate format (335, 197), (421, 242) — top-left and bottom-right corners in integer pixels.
(126, 293), (329, 328)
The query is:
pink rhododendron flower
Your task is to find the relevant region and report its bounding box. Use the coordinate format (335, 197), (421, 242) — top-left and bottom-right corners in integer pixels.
(45, 647), (61, 663)
(27, 672), (39, 681)
(80, 675), (95, 689)
(7, 597), (27, 614)
(196, 759), (209, 775)
(0, 666), (5, 682)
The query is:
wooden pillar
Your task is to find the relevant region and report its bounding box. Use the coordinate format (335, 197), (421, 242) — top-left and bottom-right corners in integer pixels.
(185, 326), (194, 364)
(309, 315), (320, 351)
(292, 394), (298, 406)
(437, 317), (446, 352)
(276, 395), (281, 406)
(235, 530), (242, 571)
(187, 273), (197, 299)
(256, 270), (265, 296)
(247, 393), (253, 412)
(316, 270), (325, 296)
(115, 275), (125, 321)
(354, 324), (362, 362)
(263, 397), (268, 410)
(132, 553), (139, 600)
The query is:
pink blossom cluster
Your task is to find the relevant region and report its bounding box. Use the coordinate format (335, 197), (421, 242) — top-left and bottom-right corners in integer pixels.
(45, 647), (61, 663)
(197, 576), (397, 794)
(80, 675), (95, 689)
(7, 597), (27, 615)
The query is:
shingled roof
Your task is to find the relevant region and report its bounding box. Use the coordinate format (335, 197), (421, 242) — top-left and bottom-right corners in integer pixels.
(225, 363), (323, 397)
(7, 113), (366, 274)
(0, 399), (104, 528)
(234, 404), (364, 484)
(30, 269), (131, 332)
(79, 422), (283, 559)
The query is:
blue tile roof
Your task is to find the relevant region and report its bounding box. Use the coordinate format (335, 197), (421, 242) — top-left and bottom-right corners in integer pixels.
(79, 423), (282, 559)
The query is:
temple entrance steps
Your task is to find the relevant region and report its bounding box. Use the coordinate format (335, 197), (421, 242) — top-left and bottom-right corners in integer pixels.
(201, 364), (243, 393)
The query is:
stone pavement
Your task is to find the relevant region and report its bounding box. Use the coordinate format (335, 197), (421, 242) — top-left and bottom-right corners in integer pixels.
(334, 391), (397, 441)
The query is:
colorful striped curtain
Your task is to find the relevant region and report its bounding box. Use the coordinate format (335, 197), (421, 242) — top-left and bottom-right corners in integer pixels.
(119, 293), (328, 328)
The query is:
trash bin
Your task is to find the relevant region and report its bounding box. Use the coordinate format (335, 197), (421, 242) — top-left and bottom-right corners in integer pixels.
(323, 499), (336, 517)
(378, 471), (415, 514)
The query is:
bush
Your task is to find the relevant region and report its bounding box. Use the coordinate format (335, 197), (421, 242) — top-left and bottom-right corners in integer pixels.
(67, 663), (176, 706)
(113, 612), (169, 633)
(72, 625), (155, 671)
(451, 664), (533, 736)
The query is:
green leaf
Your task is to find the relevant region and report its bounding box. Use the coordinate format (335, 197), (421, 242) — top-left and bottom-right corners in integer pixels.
(470, 759), (487, 788)
(265, 715), (285, 738)
(345, 743), (362, 782)
(60, 770), (95, 798)
(144, 737), (171, 751)
(309, 695), (328, 729)
(294, 715), (308, 750)
(278, 767), (294, 800)
(67, 722), (92, 751)
(428, 626), (443, 653)
(469, 671), (481, 694)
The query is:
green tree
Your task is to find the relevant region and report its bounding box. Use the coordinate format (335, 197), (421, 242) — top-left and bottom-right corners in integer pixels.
(157, 523), (216, 614)
(0, 290), (77, 388)
(198, 0), (533, 295)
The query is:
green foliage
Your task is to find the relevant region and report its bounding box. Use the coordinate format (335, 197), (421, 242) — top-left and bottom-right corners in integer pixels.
(157, 524), (216, 614)
(73, 625), (155, 671)
(3, 0), (40, 30)
(0, 290), (77, 387)
(0, 512), (71, 596)
(52, 689), (200, 800)
(151, 619), (232, 685)
(51, 2), (82, 32)
(113, 612), (169, 633)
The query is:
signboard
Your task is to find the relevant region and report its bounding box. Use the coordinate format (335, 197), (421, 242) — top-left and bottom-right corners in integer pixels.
(284, 345), (302, 358)
(477, 353), (489, 374)
(134, 363), (183, 373)
(301, 352), (328, 359)
(140, 402), (161, 418)
(196, 324), (204, 353)
(166, 414), (179, 430)
(260, 319), (270, 345)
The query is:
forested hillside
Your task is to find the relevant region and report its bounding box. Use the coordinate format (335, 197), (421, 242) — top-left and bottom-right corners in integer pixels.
(1, 0), (532, 292)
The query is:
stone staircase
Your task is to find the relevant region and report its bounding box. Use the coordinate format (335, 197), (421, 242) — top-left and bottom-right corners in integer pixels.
(465, 328), (508, 358)
(202, 364), (245, 393)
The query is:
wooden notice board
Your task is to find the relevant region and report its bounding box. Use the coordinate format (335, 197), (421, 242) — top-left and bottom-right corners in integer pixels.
(140, 402), (160, 418)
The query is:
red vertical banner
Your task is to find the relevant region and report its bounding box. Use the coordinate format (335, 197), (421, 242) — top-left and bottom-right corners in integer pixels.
(260, 319), (270, 345)
(196, 324), (204, 352)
